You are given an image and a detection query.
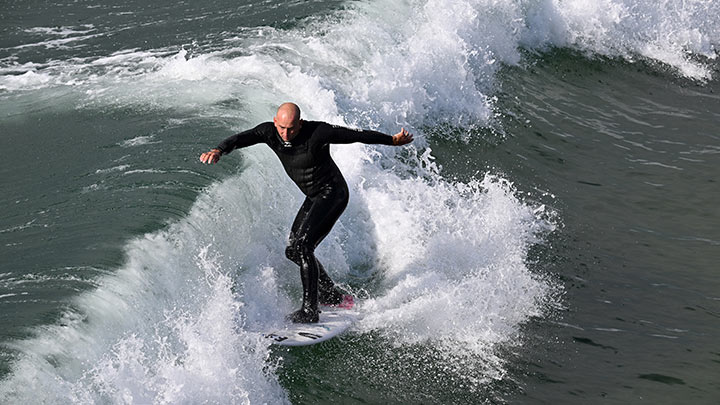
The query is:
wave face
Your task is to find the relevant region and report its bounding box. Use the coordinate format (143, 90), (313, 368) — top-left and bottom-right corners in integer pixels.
(0, 0), (717, 403)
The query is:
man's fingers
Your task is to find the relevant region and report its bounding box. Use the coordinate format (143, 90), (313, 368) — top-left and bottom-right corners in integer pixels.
(401, 129), (413, 144)
(200, 151), (219, 164)
(392, 128), (414, 145)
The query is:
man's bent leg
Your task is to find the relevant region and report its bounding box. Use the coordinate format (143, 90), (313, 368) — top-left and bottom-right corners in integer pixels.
(286, 188), (348, 316)
(287, 245), (320, 323)
(286, 245), (342, 305)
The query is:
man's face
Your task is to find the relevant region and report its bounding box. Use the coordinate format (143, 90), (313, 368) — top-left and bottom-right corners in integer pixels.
(273, 113), (302, 142)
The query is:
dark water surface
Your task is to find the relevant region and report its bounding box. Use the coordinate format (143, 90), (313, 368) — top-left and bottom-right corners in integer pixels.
(497, 53), (720, 403)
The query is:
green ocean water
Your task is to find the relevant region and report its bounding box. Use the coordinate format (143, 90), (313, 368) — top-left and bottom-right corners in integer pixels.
(1, 0), (719, 403)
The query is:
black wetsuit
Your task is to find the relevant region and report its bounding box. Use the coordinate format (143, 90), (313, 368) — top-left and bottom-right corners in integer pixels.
(216, 120), (394, 322)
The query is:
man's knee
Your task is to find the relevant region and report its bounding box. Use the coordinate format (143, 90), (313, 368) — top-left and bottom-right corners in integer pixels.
(285, 245), (301, 265)
(286, 239), (315, 263)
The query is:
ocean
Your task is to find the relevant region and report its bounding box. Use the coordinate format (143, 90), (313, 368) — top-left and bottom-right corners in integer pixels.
(1, 0), (718, 403)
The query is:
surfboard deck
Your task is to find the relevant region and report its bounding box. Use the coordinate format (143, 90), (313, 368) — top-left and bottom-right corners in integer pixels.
(265, 295), (356, 346)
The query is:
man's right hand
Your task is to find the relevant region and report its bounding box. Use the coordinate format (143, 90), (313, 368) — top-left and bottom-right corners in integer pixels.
(200, 149), (222, 164)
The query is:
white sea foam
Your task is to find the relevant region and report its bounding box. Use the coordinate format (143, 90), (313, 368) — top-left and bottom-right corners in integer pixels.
(118, 135), (159, 147)
(13, 29), (103, 51)
(0, 160), (295, 403)
(519, 0), (719, 80)
(24, 25), (96, 37)
(3, 1), (716, 97)
(0, 70), (54, 91)
(94, 165), (131, 174)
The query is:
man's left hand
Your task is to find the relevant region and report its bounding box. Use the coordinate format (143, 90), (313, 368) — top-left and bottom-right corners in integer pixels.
(393, 128), (414, 146)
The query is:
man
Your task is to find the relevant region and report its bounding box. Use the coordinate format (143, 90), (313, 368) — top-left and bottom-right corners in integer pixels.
(200, 102), (413, 323)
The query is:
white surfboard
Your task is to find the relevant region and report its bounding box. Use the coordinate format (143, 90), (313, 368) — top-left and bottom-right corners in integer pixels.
(265, 296), (357, 346)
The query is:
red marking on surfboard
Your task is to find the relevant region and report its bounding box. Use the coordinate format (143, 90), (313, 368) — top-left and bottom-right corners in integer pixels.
(338, 294), (354, 309)
(322, 294), (354, 310)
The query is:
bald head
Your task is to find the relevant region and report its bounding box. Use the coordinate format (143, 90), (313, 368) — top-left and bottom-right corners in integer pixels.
(273, 102), (303, 142)
(277, 102), (301, 121)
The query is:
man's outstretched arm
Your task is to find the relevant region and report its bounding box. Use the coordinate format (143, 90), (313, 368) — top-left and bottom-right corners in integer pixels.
(199, 124), (267, 164)
(326, 124), (414, 146)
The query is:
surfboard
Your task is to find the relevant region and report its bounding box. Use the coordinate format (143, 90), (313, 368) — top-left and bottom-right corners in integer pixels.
(265, 295), (356, 346)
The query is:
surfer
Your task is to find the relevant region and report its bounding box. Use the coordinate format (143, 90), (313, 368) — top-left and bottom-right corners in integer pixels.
(200, 102), (413, 323)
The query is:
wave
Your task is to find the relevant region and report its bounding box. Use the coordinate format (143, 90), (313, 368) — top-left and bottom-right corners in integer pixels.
(1, 0), (718, 98)
(0, 0), (633, 401)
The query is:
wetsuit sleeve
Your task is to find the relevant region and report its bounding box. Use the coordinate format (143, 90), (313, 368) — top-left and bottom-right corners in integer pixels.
(215, 124), (268, 154)
(321, 123), (395, 145)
